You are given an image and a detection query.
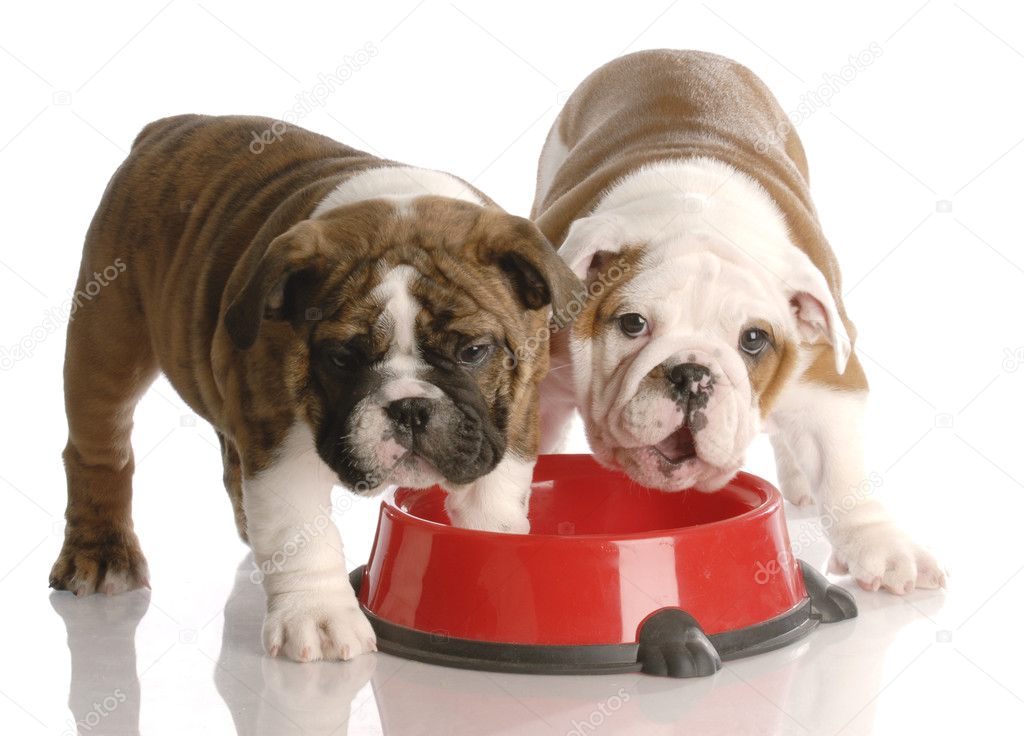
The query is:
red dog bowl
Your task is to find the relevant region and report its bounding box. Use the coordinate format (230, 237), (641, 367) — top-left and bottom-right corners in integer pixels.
(351, 454), (855, 677)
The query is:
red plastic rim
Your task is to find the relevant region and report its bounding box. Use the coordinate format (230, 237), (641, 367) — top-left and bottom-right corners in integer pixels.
(393, 455), (776, 540)
(360, 454), (806, 645)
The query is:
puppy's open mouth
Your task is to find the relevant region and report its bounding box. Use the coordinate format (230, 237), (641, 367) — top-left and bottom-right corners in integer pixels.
(652, 426), (697, 464)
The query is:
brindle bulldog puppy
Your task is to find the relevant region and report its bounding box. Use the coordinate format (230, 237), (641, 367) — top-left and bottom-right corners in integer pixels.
(51, 114), (581, 662)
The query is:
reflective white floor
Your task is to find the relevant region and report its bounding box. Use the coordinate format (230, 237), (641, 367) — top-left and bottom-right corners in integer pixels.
(2, 399), (1021, 735)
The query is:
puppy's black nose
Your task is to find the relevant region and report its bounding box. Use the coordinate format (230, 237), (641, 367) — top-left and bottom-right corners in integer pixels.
(669, 363), (711, 392)
(386, 397), (432, 431)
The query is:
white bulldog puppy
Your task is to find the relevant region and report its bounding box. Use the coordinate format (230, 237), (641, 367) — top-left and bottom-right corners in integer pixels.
(532, 50), (945, 594)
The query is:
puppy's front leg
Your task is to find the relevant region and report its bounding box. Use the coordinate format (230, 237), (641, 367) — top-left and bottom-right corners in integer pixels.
(445, 454), (533, 533)
(243, 424), (375, 662)
(772, 382), (946, 594)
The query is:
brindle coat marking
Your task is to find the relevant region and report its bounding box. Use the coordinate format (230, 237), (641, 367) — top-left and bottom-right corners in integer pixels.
(51, 114), (579, 594)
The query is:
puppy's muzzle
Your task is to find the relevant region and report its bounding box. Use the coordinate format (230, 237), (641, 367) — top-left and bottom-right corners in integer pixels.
(385, 397), (501, 484)
(651, 362), (714, 464)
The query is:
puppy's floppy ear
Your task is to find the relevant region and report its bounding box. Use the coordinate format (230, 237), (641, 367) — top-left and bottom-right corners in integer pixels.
(557, 214), (626, 283)
(485, 215), (585, 329)
(783, 251), (851, 374)
(224, 220), (326, 350)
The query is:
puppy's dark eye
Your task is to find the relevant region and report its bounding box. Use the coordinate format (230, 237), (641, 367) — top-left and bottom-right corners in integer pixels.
(739, 328), (770, 356)
(326, 344), (361, 370)
(618, 313), (649, 338)
(457, 343), (493, 367)
(330, 352), (353, 370)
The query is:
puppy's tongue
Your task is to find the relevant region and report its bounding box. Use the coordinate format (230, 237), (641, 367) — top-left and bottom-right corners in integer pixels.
(654, 426), (696, 463)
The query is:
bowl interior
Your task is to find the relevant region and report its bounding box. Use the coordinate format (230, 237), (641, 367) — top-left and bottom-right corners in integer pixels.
(395, 454), (767, 536)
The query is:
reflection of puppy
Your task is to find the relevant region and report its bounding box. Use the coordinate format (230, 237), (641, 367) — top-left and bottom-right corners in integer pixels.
(215, 555), (379, 735)
(50, 590), (148, 736)
(533, 51), (944, 593)
(50, 115), (580, 662)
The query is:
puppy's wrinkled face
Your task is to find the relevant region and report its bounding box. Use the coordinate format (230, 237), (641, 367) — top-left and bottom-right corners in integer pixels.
(224, 197), (579, 494)
(310, 261), (513, 492)
(572, 246), (798, 491)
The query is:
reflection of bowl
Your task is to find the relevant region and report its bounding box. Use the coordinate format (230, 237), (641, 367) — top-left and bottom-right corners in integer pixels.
(352, 454), (856, 678)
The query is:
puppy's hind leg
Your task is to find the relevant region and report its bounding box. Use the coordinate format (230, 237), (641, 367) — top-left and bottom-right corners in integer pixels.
(772, 366), (945, 594)
(50, 266), (158, 596)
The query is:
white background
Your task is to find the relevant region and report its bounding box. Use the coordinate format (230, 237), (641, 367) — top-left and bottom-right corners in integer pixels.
(2, 1), (1023, 734)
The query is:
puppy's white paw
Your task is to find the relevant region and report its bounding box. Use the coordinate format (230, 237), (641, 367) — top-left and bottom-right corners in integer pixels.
(784, 487), (816, 509)
(778, 472), (815, 508)
(829, 522), (947, 594)
(447, 504), (530, 534)
(263, 591), (376, 663)
(499, 515), (531, 534)
(445, 486), (531, 533)
(444, 455), (533, 534)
